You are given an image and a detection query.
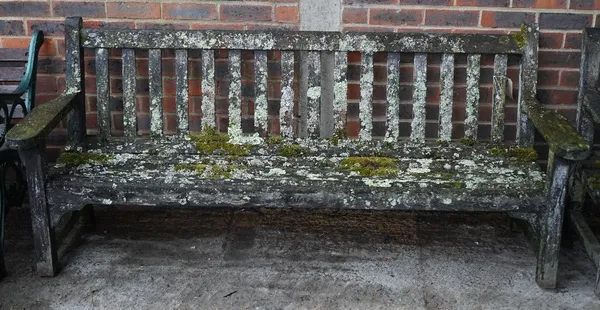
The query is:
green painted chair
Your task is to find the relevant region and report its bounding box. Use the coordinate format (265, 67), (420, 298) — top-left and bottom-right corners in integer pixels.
(0, 30), (44, 279)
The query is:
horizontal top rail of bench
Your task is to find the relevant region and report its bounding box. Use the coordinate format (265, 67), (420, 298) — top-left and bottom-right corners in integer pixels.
(82, 29), (528, 54)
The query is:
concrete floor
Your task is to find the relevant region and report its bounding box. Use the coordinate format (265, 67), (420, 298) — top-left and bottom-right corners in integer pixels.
(1, 206), (600, 309)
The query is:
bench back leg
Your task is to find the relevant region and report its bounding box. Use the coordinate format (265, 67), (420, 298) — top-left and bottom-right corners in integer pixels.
(19, 144), (58, 276)
(536, 153), (570, 288)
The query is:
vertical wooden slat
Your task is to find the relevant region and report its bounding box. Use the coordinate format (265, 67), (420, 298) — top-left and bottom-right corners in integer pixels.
(65, 17), (85, 143)
(359, 53), (373, 140)
(175, 49), (189, 135)
(492, 54), (508, 144)
(228, 50), (242, 138)
(201, 50), (216, 129)
(410, 53), (427, 143)
(122, 48), (137, 137)
(517, 24), (539, 147)
(576, 28), (600, 145)
(95, 48), (110, 139)
(254, 51), (268, 136)
(148, 49), (163, 136)
(464, 54), (481, 140)
(333, 51), (347, 137)
(385, 52), (400, 142)
(280, 51), (295, 138)
(438, 54), (454, 141)
(306, 51), (321, 138)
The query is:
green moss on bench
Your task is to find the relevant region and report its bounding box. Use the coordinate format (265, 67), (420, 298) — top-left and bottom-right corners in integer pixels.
(338, 156), (399, 177)
(57, 152), (111, 166)
(488, 146), (537, 163)
(189, 126), (253, 156)
(174, 163), (239, 180)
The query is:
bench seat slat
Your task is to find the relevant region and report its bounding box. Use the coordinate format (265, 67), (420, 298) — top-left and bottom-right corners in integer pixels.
(122, 48), (137, 137)
(149, 49), (163, 136)
(176, 49), (189, 135)
(439, 54), (454, 141)
(385, 52), (400, 142)
(280, 51), (295, 138)
(359, 53), (374, 140)
(333, 51), (348, 137)
(465, 54), (481, 140)
(95, 48), (111, 139)
(492, 54), (508, 144)
(201, 50), (216, 129)
(306, 51), (321, 138)
(411, 53), (427, 143)
(254, 51), (268, 136)
(0, 67), (25, 82)
(0, 48), (29, 62)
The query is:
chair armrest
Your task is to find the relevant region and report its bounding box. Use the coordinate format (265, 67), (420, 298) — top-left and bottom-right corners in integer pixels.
(522, 98), (590, 160)
(6, 92), (78, 149)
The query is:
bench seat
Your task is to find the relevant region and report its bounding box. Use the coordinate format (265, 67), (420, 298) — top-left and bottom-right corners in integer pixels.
(47, 139), (545, 224)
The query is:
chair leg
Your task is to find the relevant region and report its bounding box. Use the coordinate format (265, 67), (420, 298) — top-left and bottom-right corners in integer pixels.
(19, 145), (58, 277)
(536, 154), (570, 289)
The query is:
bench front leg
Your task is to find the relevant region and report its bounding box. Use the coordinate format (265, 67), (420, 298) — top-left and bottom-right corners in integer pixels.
(536, 152), (570, 288)
(19, 143), (58, 276)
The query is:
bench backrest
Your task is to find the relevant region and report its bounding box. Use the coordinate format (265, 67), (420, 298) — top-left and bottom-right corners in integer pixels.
(65, 17), (539, 146)
(577, 27), (600, 145)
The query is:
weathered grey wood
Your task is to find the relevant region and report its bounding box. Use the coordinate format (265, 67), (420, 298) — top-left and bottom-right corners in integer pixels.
(148, 49), (163, 136)
(0, 48), (28, 62)
(201, 50), (216, 129)
(577, 28), (600, 145)
(228, 50), (242, 138)
(517, 24), (539, 147)
(95, 48), (110, 139)
(536, 153), (569, 289)
(175, 49), (189, 135)
(359, 53), (373, 140)
(0, 162), (5, 279)
(306, 51), (321, 138)
(83, 30), (525, 54)
(411, 53), (427, 143)
(0, 85), (18, 95)
(65, 17), (85, 143)
(439, 54), (454, 141)
(320, 52), (335, 138)
(254, 51), (268, 136)
(280, 51), (295, 138)
(464, 54), (481, 140)
(385, 52), (400, 142)
(19, 144), (58, 277)
(122, 48), (137, 137)
(0, 67), (26, 82)
(569, 210), (600, 269)
(492, 54), (508, 144)
(332, 51), (347, 137)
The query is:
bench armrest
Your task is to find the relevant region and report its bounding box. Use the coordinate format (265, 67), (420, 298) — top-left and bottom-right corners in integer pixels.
(522, 98), (590, 161)
(6, 92), (78, 149)
(583, 87), (600, 125)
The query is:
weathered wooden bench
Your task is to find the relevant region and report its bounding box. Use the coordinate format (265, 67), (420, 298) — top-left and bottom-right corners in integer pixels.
(0, 30), (44, 279)
(570, 27), (600, 296)
(5, 17), (590, 288)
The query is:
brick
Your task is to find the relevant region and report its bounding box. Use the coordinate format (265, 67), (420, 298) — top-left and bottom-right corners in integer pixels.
(0, 20), (24, 36)
(38, 57), (65, 74)
(570, 0), (600, 9)
(2, 37), (56, 56)
(539, 51), (581, 68)
(343, 8), (368, 24)
(425, 10), (479, 27)
(246, 24), (298, 31)
(221, 5), (272, 22)
(36, 75), (58, 93)
(107, 2), (161, 19)
(539, 13), (592, 30)
(53, 2), (105, 18)
(370, 9), (422, 26)
(401, 0), (452, 5)
(83, 21), (135, 30)
(275, 6), (299, 23)
(343, 26), (396, 32)
(560, 70), (579, 87)
(537, 32), (563, 49)
(163, 3), (216, 20)
(537, 70), (560, 86)
(191, 23), (245, 30)
(564, 33), (582, 49)
(457, 0), (509, 6)
(481, 11), (535, 28)
(0, 2), (49, 17)
(513, 0), (566, 8)
(136, 23), (190, 30)
(343, 0), (397, 4)
(537, 89), (577, 105)
(28, 20), (64, 36)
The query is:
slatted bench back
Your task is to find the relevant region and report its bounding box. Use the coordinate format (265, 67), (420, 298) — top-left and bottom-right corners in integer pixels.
(69, 21), (539, 146)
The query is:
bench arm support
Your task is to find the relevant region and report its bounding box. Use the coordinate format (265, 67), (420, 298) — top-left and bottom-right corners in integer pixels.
(522, 98), (590, 161)
(6, 92), (79, 149)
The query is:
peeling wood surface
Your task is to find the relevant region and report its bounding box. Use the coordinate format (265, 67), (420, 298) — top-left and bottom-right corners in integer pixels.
(122, 48), (137, 138)
(82, 30), (525, 54)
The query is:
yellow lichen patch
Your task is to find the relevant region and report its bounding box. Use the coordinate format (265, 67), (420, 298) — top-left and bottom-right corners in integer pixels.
(459, 138), (477, 146)
(488, 146), (537, 163)
(189, 126), (252, 156)
(267, 136), (284, 145)
(330, 128), (347, 146)
(57, 152), (111, 166)
(279, 144), (308, 157)
(338, 156), (399, 177)
(174, 163), (237, 180)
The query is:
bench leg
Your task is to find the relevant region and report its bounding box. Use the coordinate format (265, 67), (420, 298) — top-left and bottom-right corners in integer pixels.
(19, 145), (58, 277)
(0, 163), (5, 280)
(536, 154), (570, 289)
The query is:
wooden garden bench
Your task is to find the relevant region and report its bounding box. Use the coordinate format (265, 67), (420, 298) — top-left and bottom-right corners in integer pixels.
(5, 17), (590, 289)
(570, 27), (600, 296)
(0, 30), (44, 279)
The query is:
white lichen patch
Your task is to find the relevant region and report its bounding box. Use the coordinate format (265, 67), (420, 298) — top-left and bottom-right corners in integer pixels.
(363, 179), (393, 188)
(359, 53), (374, 141)
(266, 168), (286, 176)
